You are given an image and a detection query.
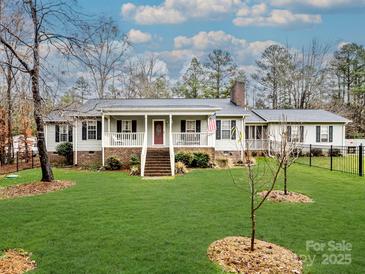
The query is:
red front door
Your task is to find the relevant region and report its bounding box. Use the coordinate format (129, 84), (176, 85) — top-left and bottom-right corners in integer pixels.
(154, 121), (164, 145)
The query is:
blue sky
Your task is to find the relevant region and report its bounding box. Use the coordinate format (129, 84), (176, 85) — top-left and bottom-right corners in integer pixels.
(77, 0), (365, 80)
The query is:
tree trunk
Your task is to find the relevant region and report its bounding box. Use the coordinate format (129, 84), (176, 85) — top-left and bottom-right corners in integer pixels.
(284, 166), (288, 195)
(250, 182), (256, 251)
(6, 64), (13, 162)
(250, 210), (256, 251)
(29, 1), (54, 182)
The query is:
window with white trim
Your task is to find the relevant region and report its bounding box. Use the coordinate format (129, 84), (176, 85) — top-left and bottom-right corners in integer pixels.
(87, 121), (97, 140)
(320, 126), (329, 142)
(221, 120), (232, 139)
(59, 125), (68, 142)
(122, 120), (132, 133)
(291, 126), (300, 142)
(186, 120), (196, 133)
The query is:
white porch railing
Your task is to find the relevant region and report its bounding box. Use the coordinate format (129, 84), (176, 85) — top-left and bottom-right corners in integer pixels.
(246, 139), (269, 151)
(104, 132), (144, 147)
(172, 132), (211, 147)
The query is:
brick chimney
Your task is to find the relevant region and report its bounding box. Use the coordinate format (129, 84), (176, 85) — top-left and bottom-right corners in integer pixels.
(230, 81), (246, 108)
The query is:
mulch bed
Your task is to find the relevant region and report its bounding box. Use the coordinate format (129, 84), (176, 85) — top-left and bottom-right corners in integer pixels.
(0, 249), (36, 274)
(259, 190), (313, 203)
(0, 180), (74, 200)
(208, 236), (302, 274)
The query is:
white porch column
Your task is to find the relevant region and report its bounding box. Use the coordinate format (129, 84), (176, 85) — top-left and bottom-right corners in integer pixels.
(108, 116), (111, 132)
(102, 113), (105, 166)
(169, 114), (175, 176)
(74, 119), (78, 165)
(145, 115), (148, 142)
(241, 116), (246, 161)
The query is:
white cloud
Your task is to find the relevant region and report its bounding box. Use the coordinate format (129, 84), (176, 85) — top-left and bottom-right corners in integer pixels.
(234, 6), (321, 27)
(127, 29), (152, 44)
(121, 0), (243, 25)
(269, 0), (365, 9)
(159, 31), (278, 78)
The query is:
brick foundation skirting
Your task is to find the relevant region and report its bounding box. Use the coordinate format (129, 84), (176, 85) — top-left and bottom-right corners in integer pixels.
(48, 152), (67, 166)
(104, 147), (142, 168)
(76, 151), (102, 166)
(215, 150), (243, 163)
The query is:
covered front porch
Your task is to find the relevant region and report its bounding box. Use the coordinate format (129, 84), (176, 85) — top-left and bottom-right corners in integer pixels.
(102, 114), (216, 148)
(100, 109), (220, 176)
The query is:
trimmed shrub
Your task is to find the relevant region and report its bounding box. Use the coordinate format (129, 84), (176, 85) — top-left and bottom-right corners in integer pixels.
(56, 142), (73, 165)
(130, 154), (140, 166)
(329, 148), (342, 157)
(105, 156), (122, 170)
(191, 152), (210, 168)
(311, 148), (323, 157)
(129, 165), (140, 176)
(175, 152), (193, 166)
(175, 161), (188, 175)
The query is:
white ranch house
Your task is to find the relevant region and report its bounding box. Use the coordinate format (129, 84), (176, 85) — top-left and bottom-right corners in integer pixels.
(44, 82), (349, 176)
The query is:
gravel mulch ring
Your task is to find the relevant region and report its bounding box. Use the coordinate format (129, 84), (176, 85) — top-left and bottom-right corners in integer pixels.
(208, 236), (302, 274)
(0, 180), (74, 200)
(259, 190), (313, 203)
(0, 249), (36, 274)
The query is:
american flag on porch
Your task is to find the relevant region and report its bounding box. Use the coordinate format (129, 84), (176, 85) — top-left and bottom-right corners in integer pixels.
(208, 113), (217, 132)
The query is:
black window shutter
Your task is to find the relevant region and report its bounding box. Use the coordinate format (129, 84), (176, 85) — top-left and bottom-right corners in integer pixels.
(300, 126), (304, 142)
(329, 126), (333, 142)
(97, 121), (102, 140)
(231, 120), (236, 140)
(132, 120), (137, 132)
(216, 120), (221, 140)
(181, 120), (186, 132)
(316, 126), (321, 142)
(287, 126), (292, 142)
(68, 125), (73, 142)
(82, 122), (87, 140)
(55, 125), (60, 143)
(196, 120), (201, 133)
(117, 120), (122, 133)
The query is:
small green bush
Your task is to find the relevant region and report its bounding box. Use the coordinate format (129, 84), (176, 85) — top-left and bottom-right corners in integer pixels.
(130, 154), (140, 166)
(105, 156), (122, 170)
(191, 152), (210, 168)
(56, 142), (73, 165)
(175, 152), (193, 166)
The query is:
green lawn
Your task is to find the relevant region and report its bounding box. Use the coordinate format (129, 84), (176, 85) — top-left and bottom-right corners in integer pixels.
(0, 165), (365, 273)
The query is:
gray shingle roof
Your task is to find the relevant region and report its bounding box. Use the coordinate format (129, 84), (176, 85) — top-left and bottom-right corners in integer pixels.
(44, 98), (349, 124)
(51, 98), (252, 116)
(252, 109), (350, 123)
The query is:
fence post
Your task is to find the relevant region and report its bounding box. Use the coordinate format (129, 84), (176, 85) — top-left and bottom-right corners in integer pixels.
(359, 144), (363, 177)
(309, 144), (312, 167)
(330, 145), (333, 171)
(31, 152), (34, 169)
(16, 151), (19, 172)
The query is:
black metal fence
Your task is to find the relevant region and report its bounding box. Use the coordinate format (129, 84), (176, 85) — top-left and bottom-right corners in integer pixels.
(0, 151), (40, 175)
(296, 144), (364, 177)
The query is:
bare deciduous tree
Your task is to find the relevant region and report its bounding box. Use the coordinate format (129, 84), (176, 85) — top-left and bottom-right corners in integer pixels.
(74, 17), (129, 99)
(230, 128), (285, 251)
(0, 0), (86, 181)
(270, 121), (303, 195)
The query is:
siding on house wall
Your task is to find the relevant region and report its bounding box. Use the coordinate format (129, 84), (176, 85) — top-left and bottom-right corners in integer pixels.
(46, 119), (102, 152)
(215, 116), (243, 151)
(268, 124), (345, 146)
(45, 117), (347, 153)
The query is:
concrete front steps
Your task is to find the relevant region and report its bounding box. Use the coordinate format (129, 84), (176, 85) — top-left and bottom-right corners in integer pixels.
(144, 148), (172, 177)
